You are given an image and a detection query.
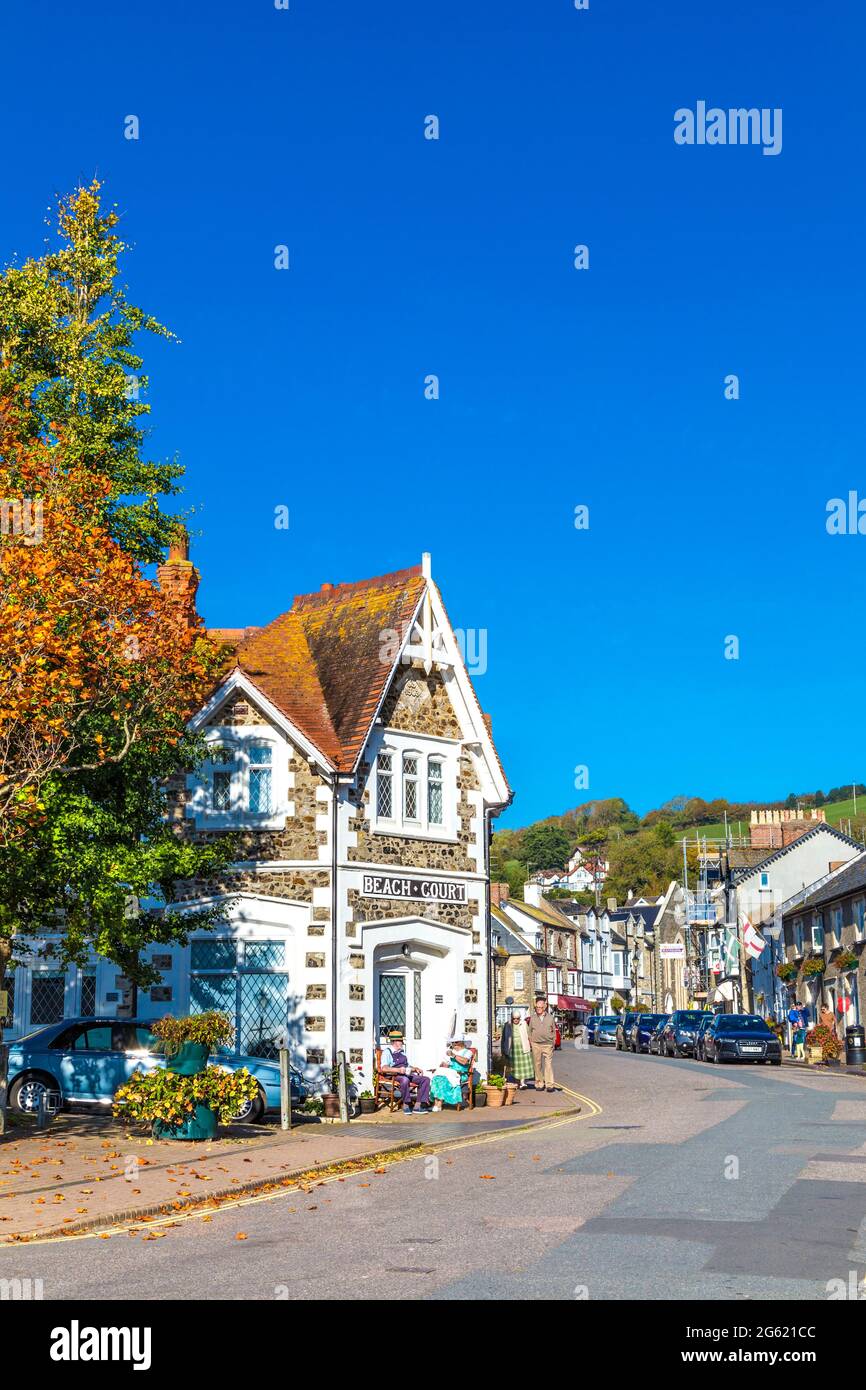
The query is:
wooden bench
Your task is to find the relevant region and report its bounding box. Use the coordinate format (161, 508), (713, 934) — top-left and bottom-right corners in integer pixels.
(373, 1045), (479, 1111)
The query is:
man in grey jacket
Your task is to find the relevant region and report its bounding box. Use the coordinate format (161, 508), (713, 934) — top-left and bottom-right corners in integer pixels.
(527, 995), (557, 1091)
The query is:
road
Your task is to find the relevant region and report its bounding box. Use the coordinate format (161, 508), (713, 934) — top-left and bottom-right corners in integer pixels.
(4, 1045), (866, 1301)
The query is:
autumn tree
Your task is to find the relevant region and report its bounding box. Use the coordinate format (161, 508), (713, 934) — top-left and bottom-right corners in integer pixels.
(0, 415), (234, 1019)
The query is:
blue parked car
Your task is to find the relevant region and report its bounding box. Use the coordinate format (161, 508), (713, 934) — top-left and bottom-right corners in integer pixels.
(4, 1019), (309, 1124)
(627, 1012), (669, 1053)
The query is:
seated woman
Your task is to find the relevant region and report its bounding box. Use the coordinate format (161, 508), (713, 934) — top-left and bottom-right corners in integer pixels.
(430, 1040), (474, 1111)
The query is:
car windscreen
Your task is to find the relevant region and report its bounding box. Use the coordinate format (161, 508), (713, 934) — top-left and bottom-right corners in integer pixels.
(642, 1015), (666, 1026)
(715, 1016), (772, 1033)
(599, 1019), (618, 1029)
(675, 1013), (705, 1024)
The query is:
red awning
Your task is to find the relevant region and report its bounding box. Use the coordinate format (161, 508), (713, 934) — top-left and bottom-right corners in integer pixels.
(556, 995), (592, 1011)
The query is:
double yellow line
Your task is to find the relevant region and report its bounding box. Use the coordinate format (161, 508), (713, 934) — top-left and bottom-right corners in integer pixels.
(4, 1088), (602, 1247)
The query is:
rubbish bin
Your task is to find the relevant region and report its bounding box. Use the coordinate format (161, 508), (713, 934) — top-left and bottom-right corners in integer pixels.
(845, 1024), (866, 1067)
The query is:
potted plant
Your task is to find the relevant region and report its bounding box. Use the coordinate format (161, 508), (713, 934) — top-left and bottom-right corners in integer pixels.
(802, 957), (827, 978)
(836, 949), (859, 973)
(113, 1063), (258, 1140)
(473, 1083), (487, 1108)
(150, 1010), (235, 1073)
(776, 962), (798, 982)
(806, 1024), (841, 1062)
(322, 1060), (355, 1118)
(485, 1073), (506, 1107)
(358, 1090), (377, 1115)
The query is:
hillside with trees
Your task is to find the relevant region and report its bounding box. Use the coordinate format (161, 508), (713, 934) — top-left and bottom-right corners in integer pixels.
(492, 785), (866, 904)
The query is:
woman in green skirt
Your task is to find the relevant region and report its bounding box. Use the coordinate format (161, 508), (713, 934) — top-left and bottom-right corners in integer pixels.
(502, 1010), (534, 1088)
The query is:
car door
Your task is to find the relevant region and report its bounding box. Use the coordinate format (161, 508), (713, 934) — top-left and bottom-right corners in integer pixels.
(113, 1023), (162, 1084)
(51, 1022), (117, 1102)
(705, 1021), (718, 1060)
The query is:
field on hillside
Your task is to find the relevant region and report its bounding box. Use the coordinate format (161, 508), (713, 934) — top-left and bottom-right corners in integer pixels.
(675, 797), (866, 844)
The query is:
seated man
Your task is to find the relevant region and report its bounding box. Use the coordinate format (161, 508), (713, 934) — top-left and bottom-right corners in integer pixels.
(379, 1028), (431, 1114)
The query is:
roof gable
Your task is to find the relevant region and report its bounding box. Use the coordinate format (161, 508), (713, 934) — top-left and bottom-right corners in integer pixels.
(204, 560), (509, 802)
(731, 823), (862, 883)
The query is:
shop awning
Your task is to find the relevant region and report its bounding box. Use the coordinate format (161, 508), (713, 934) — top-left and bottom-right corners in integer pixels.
(556, 995), (592, 1011)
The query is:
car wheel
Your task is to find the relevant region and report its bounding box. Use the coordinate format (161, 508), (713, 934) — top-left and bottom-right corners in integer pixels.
(228, 1087), (266, 1125)
(771, 1059), (781, 1067)
(9, 1073), (59, 1117)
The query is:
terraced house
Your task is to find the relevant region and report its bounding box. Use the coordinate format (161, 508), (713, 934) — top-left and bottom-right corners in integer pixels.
(2, 545), (512, 1089)
(780, 852), (866, 1030)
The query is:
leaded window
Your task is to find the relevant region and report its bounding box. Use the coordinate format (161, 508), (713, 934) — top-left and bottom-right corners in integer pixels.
(403, 754), (419, 821)
(30, 972), (66, 1027)
(248, 745), (272, 814)
(80, 974), (97, 1017)
(191, 938), (237, 971)
(427, 758), (443, 825)
(376, 752), (393, 819)
(213, 770), (232, 811)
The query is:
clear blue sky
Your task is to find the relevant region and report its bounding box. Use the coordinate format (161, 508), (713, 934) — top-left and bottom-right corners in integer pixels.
(3, 1), (865, 827)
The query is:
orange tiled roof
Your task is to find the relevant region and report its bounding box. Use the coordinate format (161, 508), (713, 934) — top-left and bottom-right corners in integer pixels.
(209, 565), (425, 770)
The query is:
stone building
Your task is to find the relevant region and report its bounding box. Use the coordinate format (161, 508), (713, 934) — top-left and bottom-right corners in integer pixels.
(4, 547), (512, 1087)
(779, 853), (866, 1030)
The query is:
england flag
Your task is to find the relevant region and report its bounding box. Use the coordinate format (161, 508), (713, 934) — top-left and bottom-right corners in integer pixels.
(742, 916), (767, 959)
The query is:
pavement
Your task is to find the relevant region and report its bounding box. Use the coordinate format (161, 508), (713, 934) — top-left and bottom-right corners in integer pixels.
(3, 1046), (866, 1301)
(0, 1083), (576, 1242)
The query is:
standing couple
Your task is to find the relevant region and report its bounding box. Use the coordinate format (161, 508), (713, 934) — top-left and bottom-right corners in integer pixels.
(501, 996), (558, 1092)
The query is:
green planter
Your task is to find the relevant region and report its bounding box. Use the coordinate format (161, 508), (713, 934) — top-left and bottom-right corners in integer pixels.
(152, 1104), (218, 1141)
(165, 1042), (209, 1076)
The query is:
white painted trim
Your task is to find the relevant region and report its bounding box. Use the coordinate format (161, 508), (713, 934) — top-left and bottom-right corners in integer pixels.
(189, 669), (336, 771)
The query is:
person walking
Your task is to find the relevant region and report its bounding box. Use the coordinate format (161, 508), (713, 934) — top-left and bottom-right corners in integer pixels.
(501, 1010), (533, 1088)
(527, 995), (557, 1092)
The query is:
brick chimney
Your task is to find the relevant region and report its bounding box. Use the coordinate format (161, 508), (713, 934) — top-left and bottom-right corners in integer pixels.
(490, 882), (510, 907)
(157, 525), (200, 629)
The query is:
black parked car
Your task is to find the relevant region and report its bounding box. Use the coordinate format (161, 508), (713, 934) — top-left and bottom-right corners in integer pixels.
(702, 1014), (782, 1066)
(629, 1013), (668, 1053)
(594, 1017), (618, 1047)
(616, 1011), (638, 1051)
(648, 1016), (670, 1054)
(660, 1010), (707, 1057)
(693, 1013), (717, 1061)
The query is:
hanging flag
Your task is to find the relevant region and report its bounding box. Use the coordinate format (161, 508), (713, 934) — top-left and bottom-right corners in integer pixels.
(723, 928), (740, 973)
(742, 916), (768, 960)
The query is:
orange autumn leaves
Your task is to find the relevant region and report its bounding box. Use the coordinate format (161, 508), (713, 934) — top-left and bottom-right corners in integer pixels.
(0, 410), (218, 832)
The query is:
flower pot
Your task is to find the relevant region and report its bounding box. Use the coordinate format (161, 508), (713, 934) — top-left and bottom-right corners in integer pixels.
(504, 1084), (517, 1105)
(486, 1088), (506, 1107)
(473, 1090), (487, 1108)
(152, 1103), (218, 1141)
(165, 1042), (209, 1077)
(322, 1093), (342, 1118)
(359, 1097), (377, 1115)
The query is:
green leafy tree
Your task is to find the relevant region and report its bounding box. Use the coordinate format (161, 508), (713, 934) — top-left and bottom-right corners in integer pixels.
(0, 735), (236, 1005)
(522, 823), (571, 871)
(0, 180), (181, 562)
